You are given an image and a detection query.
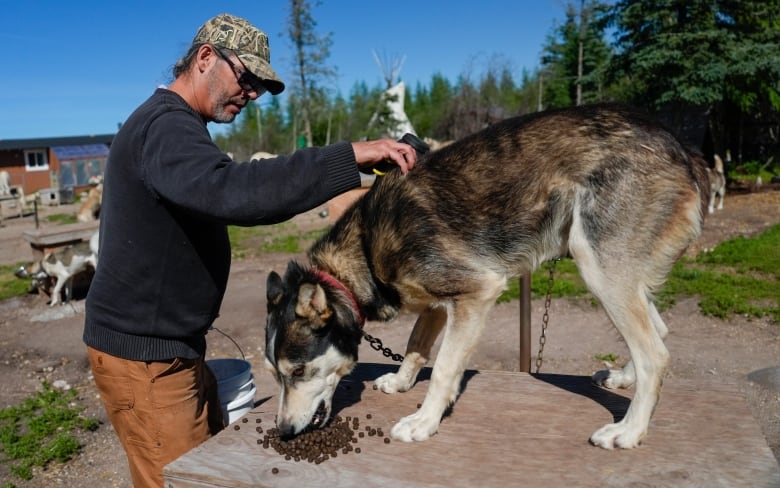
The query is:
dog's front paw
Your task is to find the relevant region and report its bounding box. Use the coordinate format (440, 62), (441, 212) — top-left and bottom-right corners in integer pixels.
(589, 421), (644, 449)
(375, 305), (399, 322)
(374, 372), (413, 393)
(592, 367), (635, 389)
(390, 411), (440, 442)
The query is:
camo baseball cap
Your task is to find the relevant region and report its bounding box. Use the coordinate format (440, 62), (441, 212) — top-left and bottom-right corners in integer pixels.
(193, 13), (285, 95)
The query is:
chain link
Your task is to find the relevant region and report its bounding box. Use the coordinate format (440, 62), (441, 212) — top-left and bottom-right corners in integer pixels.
(363, 332), (405, 363)
(535, 259), (558, 374)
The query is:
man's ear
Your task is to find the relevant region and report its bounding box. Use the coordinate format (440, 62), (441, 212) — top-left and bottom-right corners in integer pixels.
(195, 43), (217, 73)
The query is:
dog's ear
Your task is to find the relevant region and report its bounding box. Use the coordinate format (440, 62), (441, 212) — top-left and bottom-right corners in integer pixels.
(295, 283), (332, 328)
(266, 271), (284, 306)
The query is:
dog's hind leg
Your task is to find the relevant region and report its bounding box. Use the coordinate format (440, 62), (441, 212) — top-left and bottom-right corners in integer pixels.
(375, 304), (447, 393)
(588, 290), (668, 449)
(592, 300), (668, 390)
(390, 272), (505, 442)
(570, 219), (669, 449)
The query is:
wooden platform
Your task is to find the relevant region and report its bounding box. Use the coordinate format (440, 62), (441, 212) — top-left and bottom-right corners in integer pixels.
(21, 220), (98, 260)
(165, 363), (780, 487)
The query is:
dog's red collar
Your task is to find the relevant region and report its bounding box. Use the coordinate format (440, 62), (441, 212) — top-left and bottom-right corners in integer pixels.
(311, 269), (365, 326)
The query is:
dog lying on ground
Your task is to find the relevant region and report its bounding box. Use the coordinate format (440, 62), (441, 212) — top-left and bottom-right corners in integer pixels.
(264, 104), (709, 449)
(707, 154), (726, 214)
(16, 232), (99, 306)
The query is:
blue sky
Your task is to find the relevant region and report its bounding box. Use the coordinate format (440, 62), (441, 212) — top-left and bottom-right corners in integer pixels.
(1, 0), (568, 141)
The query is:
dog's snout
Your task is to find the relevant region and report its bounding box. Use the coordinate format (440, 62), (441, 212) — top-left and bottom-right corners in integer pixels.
(277, 422), (297, 440)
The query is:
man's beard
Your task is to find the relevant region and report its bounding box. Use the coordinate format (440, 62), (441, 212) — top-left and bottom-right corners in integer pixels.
(208, 72), (243, 124)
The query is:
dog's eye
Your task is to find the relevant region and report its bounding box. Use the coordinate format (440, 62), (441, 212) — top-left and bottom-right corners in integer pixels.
(292, 367), (305, 377)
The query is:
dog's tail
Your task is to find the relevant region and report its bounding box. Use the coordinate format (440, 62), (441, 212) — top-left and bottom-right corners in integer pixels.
(714, 154), (725, 174)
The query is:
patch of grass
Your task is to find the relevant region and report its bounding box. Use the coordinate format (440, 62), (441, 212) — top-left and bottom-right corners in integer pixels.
(0, 383), (99, 482)
(496, 223), (779, 323)
(497, 258), (590, 304)
(228, 224), (328, 258)
(43, 213), (77, 225)
(594, 353), (619, 362)
(0, 264), (30, 301)
(656, 223), (780, 322)
(728, 160), (779, 185)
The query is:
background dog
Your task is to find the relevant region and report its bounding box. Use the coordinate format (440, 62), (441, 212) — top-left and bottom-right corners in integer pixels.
(16, 232), (99, 306)
(77, 184), (103, 222)
(707, 153), (727, 213)
(265, 104), (709, 450)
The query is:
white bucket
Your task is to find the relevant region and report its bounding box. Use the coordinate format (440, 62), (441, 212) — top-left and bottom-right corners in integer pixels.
(206, 358), (255, 424)
(223, 385), (257, 424)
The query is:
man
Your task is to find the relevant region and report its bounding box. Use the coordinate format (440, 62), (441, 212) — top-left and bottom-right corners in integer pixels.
(83, 13), (417, 487)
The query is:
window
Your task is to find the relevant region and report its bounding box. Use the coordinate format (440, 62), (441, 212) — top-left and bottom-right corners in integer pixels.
(24, 149), (48, 171)
(59, 158), (106, 187)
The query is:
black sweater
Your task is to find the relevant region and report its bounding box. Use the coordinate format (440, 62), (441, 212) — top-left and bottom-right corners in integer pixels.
(84, 89), (360, 361)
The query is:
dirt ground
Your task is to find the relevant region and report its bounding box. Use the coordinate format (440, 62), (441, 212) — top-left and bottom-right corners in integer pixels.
(0, 189), (778, 487)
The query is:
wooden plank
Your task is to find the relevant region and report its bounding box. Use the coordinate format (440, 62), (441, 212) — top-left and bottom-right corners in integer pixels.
(165, 364), (780, 488)
(22, 221), (99, 247)
(21, 221), (98, 260)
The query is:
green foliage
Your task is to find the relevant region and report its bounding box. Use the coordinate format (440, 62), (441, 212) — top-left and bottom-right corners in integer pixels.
(228, 223), (328, 258)
(656, 223), (780, 321)
(0, 383), (99, 482)
(0, 264), (30, 301)
(540, 1), (612, 109)
(594, 353), (619, 362)
(496, 224), (779, 323)
(44, 213), (77, 225)
(213, 1), (778, 178)
(497, 259), (590, 303)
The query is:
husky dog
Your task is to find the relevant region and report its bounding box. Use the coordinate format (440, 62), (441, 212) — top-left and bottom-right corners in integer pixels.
(265, 104), (709, 449)
(707, 154), (727, 214)
(16, 234), (99, 306)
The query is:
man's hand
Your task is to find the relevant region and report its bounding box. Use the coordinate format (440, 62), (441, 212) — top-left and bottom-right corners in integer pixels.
(351, 139), (418, 175)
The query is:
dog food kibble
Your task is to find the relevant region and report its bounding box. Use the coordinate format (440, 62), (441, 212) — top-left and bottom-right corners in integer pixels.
(256, 418), (262, 423)
(242, 418), (248, 423)
(233, 425), (240, 430)
(259, 412), (389, 463)
(272, 467), (279, 474)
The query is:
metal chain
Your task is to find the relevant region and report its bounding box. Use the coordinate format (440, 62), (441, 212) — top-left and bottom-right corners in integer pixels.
(363, 332), (404, 363)
(535, 259), (558, 374)
(366, 258), (558, 370)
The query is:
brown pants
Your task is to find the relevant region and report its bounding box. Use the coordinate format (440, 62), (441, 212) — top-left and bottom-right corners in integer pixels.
(87, 346), (225, 488)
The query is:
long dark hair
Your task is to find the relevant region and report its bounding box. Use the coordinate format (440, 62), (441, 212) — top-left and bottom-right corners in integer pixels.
(172, 43), (203, 79)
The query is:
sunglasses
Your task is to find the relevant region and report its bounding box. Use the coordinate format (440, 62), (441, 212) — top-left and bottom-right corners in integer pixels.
(214, 47), (266, 96)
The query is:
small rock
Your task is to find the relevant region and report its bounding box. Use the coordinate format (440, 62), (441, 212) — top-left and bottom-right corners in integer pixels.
(747, 366), (780, 392)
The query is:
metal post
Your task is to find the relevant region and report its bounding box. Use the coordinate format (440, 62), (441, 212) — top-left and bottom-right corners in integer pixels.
(519, 272), (532, 372)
